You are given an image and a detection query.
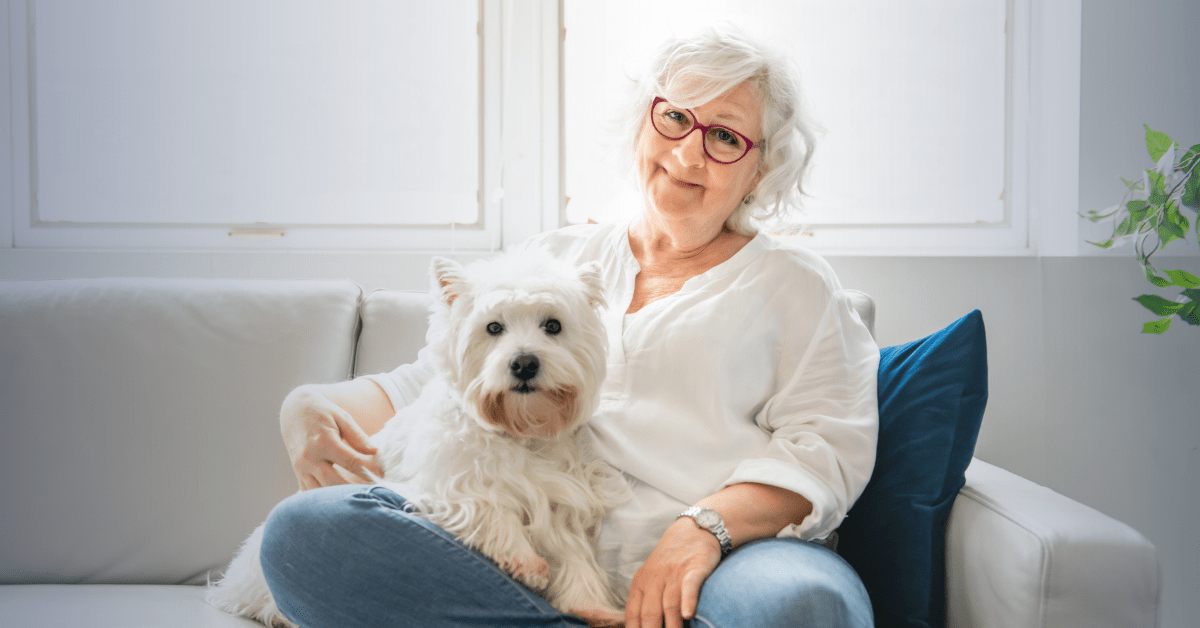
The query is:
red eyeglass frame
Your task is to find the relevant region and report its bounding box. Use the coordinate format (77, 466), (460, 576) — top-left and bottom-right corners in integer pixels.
(650, 96), (761, 164)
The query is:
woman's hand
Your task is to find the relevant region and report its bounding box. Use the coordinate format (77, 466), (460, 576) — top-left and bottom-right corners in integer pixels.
(280, 383), (386, 490)
(625, 517), (722, 628)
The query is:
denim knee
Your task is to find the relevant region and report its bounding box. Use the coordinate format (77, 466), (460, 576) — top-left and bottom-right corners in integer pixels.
(256, 484), (581, 628)
(695, 538), (873, 628)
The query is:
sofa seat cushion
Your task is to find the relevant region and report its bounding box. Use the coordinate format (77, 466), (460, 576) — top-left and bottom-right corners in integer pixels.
(0, 585), (260, 627)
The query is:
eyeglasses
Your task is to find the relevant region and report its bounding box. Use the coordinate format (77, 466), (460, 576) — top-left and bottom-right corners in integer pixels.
(649, 97), (761, 164)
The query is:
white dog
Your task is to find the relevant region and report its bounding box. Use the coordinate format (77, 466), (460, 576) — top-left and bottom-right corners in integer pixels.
(208, 250), (628, 627)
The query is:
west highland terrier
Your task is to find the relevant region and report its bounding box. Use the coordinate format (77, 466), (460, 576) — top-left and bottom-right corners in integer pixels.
(208, 250), (628, 626)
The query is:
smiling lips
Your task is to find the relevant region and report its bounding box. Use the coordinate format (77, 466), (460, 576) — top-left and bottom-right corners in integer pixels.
(664, 169), (700, 188)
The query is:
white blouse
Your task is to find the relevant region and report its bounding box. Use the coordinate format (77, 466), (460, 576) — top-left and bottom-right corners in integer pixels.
(367, 221), (879, 593)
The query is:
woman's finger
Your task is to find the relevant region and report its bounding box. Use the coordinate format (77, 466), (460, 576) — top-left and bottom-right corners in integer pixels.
(636, 580), (665, 628)
(327, 438), (383, 481)
(313, 462), (352, 488)
(624, 585), (642, 628)
(332, 408), (378, 455)
(662, 582), (685, 628)
(679, 566), (708, 620)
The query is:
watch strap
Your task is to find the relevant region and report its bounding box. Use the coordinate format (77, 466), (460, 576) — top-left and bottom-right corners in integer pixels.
(679, 506), (733, 556)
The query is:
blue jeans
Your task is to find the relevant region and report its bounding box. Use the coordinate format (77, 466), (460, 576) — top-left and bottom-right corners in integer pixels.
(259, 485), (873, 628)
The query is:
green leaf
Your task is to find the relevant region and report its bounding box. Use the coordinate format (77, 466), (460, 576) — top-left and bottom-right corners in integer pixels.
(1178, 301), (1200, 326)
(1145, 265), (1174, 287)
(1145, 124), (1173, 161)
(1158, 220), (1186, 245)
(1164, 269), (1200, 288)
(1159, 202), (1187, 245)
(1184, 287), (1200, 301)
(1121, 176), (1144, 191)
(1170, 200), (1189, 229)
(1087, 238), (1114, 248)
(1147, 170), (1168, 204)
(1134, 294), (1185, 315)
(1116, 215), (1137, 236)
(1182, 144), (1200, 170)
(1127, 199), (1150, 224)
(1142, 317), (1172, 334)
(1183, 169), (1199, 208)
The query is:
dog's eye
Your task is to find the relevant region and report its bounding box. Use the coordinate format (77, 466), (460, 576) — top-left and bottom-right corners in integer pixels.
(486, 322), (504, 336)
(543, 319), (562, 335)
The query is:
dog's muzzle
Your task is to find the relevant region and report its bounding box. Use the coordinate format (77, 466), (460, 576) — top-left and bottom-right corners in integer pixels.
(509, 353), (540, 393)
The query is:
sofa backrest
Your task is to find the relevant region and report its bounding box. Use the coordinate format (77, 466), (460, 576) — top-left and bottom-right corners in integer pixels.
(0, 277), (874, 586)
(350, 287), (877, 378)
(0, 278), (361, 585)
(353, 289), (431, 378)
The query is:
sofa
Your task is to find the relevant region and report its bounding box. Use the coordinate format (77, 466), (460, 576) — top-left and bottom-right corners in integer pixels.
(0, 277), (1161, 627)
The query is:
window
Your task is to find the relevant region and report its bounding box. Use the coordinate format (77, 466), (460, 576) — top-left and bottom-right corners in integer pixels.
(2, 1), (1080, 255)
(6, 0), (517, 251)
(563, 0), (1060, 255)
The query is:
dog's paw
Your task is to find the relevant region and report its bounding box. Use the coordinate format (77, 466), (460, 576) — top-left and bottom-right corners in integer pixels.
(569, 605), (625, 627)
(499, 553), (550, 591)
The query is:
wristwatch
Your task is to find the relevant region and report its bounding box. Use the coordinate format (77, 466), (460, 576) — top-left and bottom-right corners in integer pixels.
(678, 507), (733, 557)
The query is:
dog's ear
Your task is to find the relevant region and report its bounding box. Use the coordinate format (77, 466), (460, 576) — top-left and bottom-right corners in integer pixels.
(430, 256), (466, 305)
(578, 261), (606, 309)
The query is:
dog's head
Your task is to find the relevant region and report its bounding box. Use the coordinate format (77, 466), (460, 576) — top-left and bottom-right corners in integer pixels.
(427, 249), (607, 440)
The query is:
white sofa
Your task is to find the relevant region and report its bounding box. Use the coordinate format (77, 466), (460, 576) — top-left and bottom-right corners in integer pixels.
(0, 278), (1161, 628)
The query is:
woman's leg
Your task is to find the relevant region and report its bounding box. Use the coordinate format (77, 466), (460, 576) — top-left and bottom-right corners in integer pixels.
(258, 484), (587, 628)
(692, 538), (873, 628)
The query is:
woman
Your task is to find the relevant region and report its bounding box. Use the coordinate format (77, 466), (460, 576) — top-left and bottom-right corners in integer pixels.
(262, 28), (878, 628)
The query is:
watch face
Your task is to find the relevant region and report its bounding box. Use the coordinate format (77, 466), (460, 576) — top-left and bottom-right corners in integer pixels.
(695, 509), (720, 528)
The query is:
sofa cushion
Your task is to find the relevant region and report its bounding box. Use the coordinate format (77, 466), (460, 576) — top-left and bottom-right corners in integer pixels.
(0, 279), (361, 585)
(837, 310), (989, 628)
(353, 289), (431, 377)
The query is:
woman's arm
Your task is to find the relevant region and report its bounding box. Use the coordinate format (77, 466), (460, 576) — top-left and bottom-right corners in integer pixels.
(280, 377), (393, 490)
(625, 482), (812, 628)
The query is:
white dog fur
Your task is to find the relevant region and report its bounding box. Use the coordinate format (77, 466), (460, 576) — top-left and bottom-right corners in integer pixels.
(208, 249), (628, 627)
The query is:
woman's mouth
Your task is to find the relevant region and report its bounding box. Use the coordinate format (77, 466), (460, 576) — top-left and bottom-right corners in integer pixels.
(664, 170), (700, 188)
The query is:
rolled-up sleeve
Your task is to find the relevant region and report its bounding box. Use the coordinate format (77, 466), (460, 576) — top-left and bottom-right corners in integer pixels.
(721, 287), (880, 540)
(360, 343), (438, 414)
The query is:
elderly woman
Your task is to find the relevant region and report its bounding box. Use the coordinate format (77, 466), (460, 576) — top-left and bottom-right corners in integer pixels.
(262, 28), (878, 628)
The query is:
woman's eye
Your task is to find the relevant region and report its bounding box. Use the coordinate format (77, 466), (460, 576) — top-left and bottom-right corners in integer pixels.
(486, 322), (504, 336)
(713, 128), (740, 147)
(666, 110), (689, 124)
(543, 319), (562, 335)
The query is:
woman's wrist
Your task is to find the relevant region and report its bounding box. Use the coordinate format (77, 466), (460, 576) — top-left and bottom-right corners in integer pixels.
(693, 482), (813, 549)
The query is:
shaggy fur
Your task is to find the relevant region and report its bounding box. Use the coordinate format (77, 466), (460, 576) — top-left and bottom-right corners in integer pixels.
(207, 250), (627, 627)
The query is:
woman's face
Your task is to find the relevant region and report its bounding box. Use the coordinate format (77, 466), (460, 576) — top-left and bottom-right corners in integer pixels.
(635, 80), (764, 230)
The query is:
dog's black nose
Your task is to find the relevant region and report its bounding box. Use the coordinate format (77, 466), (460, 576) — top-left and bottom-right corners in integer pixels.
(509, 353), (540, 381)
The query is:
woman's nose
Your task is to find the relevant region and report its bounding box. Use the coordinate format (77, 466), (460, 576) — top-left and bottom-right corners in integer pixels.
(672, 128), (707, 168)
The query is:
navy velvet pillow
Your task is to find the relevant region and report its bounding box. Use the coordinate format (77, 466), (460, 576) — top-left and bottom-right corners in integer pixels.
(837, 310), (988, 628)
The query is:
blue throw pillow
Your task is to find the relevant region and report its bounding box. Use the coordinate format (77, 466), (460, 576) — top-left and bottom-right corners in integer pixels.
(837, 310), (988, 628)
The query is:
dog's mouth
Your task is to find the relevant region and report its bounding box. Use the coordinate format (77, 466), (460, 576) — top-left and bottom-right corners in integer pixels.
(479, 386), (579, 439)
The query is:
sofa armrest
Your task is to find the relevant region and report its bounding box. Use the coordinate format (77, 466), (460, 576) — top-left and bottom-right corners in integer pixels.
(945, 458), (1160, 628)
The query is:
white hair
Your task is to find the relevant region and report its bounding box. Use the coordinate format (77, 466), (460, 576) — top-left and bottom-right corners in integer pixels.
(620, 27), (820, 235)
